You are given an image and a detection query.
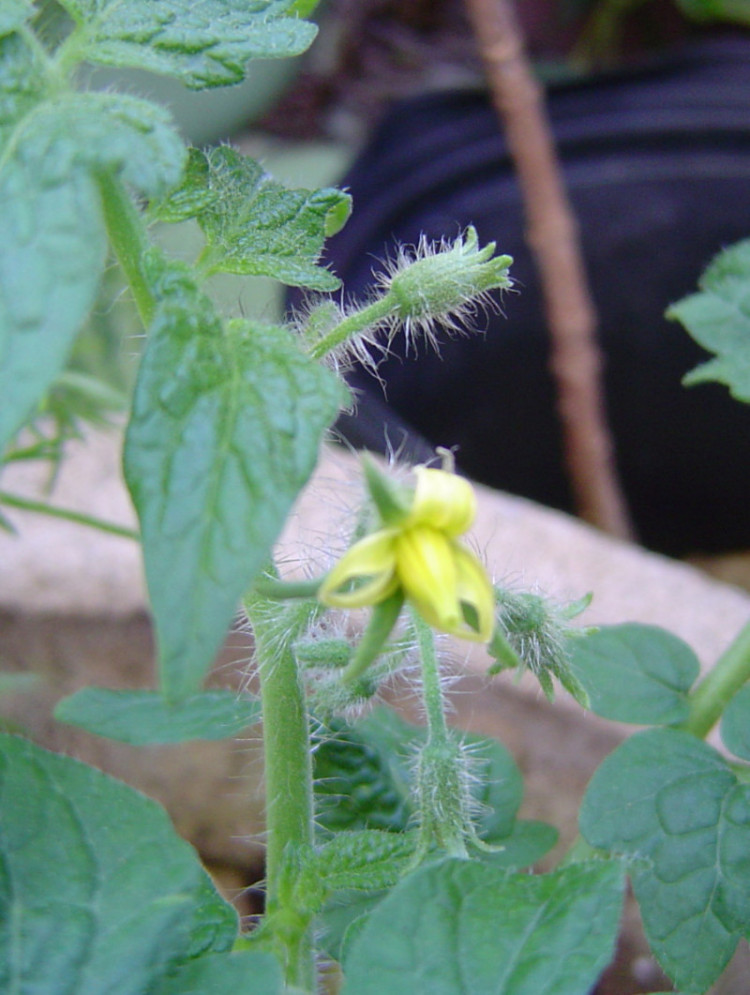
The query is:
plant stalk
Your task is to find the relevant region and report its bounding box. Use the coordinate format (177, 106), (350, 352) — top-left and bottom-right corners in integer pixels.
(0, 490), (140, 540)
(411, 609), (449, 739)
(410, 610), (470, 858)
(96, 170), (156, 330)
(307, 296), (394, 361)
(682, 618), (750, 740)
(244, 590), (316, 992)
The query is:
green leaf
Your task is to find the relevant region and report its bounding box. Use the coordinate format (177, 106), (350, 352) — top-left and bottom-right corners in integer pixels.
(149, 146), (219, 223)
(154, 951), (283, 995)
(674, 0), (750, 25)
(0, 733), (239, 994)
(0, 31), (45, 148)
(318, 889), (386, 968)
(469, 733), (524, 841)
(124, 258), (343, 698)
(477, 820), (559, 869)
(569, 623), (700, 725)
(0, 91), (184, 453)
(313, 710), (420, 836)
(17, 91), (186, 196)
(310, 830), (418, 897)
(63, 0), (317, 88)
(580, 728), (750, 992)
(341, 859), (624, 995)
(0, 2), (33, 36)
(157, 146), (350, 290)
(314, 707), (531, 848)
(721, 683), (750, 761)
(53, 688), (261, 744)
(667, 238), (750, 402)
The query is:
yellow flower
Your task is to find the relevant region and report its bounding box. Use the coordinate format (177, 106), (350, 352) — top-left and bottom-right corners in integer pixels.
(319, 466), (495, 643)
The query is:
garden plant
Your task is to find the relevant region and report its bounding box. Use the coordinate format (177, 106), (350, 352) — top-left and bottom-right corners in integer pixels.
(2, 2), (750, 993)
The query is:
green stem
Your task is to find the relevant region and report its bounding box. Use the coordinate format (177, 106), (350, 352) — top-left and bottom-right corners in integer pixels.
(682, 618), (750, 740)
(253, 575), (324, 600)
(0, 490), (140, 541)
(410, 608), (449, 738)
(410, 609), (469, 859)
(243, 590), (316, 992)
(96, 171), (155, 329)
(307, 296), (394, 361)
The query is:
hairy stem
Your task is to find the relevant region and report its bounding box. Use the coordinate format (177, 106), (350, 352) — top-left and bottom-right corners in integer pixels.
(410, 609), (449, 739)
(307, 296), (394, 361)
(410, 610), (469, 858)
(243, 590), (316, 992)
(682, 618), (750, 740)
(97, 171), (155, 329)
(253, 575), (324, 600)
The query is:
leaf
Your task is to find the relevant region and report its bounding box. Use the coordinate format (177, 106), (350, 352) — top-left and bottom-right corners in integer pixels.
(314, 707), (532, 850)
(62, 0), (317, 89)
(0, 31), (45, 149)
(0, 1), (33, 37)
(15, 91), (186, 196)
(156, 146), (350, 291)
(313, 716), (415, 835)
(674, 0), (750, 26)
(149, 146), (219, 223)
(476, 820), (559, 870)
(569, 623), (700, 725)
(0, 164), (106, 456)
(154, 951), (283, 995)
(341, 859), (625, 995)
(124, 257), (343, 698)
(667, 238), (750, 402)
(0, 733), (239, 995)
(318, 889), (387, 968)
(721, 683), (750, 760)
(53, 688), (260, 744)
(309, 830), (418, 898)
(580, 728), (750, 992)
(0, 91), (184, 453)
(469, 732), (524, 841)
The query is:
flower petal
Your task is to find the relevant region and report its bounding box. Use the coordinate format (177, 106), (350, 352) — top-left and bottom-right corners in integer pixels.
(318, 529), (400, 608)
(407, 467), (476, 537)
(452, 543), (496, 642)
(395, 526), (463, 635)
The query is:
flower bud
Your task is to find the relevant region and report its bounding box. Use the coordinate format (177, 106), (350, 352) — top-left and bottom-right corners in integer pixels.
(385, 227), (513, 331)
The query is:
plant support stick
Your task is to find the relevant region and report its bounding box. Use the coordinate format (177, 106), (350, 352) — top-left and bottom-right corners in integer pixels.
(464, 0), (634, 539)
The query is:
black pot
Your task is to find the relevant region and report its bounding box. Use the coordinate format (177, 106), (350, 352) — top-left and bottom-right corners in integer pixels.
(292, 36), (750, 556)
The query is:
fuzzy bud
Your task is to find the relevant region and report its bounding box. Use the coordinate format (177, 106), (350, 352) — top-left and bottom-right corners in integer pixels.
(384, 227), (512, 334)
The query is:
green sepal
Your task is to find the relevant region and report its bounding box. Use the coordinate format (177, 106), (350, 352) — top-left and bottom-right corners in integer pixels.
(362, 455), (412, 525)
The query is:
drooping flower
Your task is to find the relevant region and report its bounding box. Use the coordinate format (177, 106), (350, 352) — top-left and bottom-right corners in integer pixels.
(318, 465), (495, 643)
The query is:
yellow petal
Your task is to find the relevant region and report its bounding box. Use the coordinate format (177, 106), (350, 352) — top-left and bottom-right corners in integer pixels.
(452, 543), (496, 642)
(395, 526), (464, 635)
(319, 529), (400, 608)
(407, 467), (476, 537)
